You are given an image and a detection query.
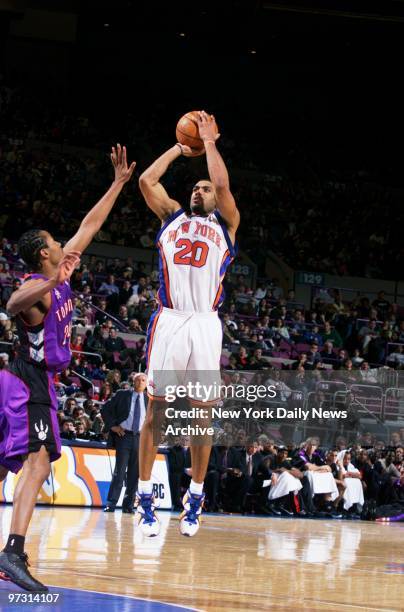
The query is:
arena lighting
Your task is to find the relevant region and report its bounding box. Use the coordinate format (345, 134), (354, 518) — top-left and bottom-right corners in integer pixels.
(249, 49), (257, 54)
(263, 1), (404, 23)
(103, 23), (110, 27)
(179, 32), (186, 37)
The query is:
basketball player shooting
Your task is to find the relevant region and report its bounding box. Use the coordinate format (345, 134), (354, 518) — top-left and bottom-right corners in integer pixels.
(137, 111), (240, 536)
(0, 145), (136, 591)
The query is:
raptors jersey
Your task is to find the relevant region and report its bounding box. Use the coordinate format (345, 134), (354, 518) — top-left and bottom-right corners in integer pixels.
(16, 273), (73, 372)
(156, 208), (237, 312)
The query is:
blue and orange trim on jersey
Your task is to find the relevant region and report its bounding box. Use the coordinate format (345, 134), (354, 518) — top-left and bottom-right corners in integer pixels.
(212, 248), (234, 310)
(155, 208), (184, 309)
(145, 303), (163, 368)
(214, 210), (238, 258)
(157, 240), (173, 308)
(212, 212), (237, 310)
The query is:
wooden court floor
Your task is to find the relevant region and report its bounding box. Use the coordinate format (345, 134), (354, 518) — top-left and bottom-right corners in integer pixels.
(0, 505), (403, 611)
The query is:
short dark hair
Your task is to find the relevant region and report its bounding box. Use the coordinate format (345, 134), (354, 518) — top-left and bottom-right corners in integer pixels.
(18, 229), (48, 271)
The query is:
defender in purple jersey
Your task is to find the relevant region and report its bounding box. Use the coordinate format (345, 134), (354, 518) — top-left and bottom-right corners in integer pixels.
(0, 143), (136, 592)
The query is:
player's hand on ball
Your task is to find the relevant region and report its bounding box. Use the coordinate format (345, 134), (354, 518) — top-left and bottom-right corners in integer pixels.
(197, 111), (220, 144)
(111, 143), (136, 184)
(53, 251), (81, 285)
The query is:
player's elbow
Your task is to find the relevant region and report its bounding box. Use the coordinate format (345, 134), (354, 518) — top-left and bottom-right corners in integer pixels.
(6, 297), (18, 317)
(139, 172), (154, 190)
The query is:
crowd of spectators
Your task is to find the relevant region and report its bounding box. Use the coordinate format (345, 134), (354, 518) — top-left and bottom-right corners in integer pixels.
(2, 76), (404, 279)
(167, 433), (404, 519)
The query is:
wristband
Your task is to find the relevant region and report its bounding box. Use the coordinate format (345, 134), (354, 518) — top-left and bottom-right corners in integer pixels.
(204, 140), (216, 145)
(175, 143), (184, 154)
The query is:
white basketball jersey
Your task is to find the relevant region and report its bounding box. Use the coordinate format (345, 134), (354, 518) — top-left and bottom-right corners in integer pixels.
(156, 209), (236, 312)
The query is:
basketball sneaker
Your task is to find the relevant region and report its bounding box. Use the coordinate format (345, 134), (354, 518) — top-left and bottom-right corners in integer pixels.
(135, 493), (160, 536)
(179, 490), (205, 537)
(0, 551), (48, 592)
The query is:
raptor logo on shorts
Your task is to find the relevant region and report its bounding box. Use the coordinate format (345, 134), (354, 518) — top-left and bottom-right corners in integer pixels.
(35, 420), (49, 441)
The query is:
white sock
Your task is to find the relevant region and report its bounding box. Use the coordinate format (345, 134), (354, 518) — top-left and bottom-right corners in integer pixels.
(138, 479), (153, 495)
(189, 480), (204, 496)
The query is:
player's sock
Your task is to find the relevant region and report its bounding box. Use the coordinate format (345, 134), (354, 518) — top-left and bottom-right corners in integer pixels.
(138, 480), (153, 495)
(3, 534), (25, 556)
(189, 480), (204, 496)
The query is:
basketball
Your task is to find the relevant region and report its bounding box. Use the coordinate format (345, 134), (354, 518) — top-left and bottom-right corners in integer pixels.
(176, 110), (218, 156)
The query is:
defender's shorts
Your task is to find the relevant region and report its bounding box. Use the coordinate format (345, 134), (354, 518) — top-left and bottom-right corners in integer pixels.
(0, 359), (61, 474)
(146, 307), (222, 403)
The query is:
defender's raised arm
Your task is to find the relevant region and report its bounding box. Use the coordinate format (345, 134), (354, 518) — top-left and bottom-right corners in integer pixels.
(64, 144), (136, 253)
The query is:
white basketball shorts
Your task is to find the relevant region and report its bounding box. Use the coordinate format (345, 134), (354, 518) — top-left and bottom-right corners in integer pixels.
(145, 307), (222, 403)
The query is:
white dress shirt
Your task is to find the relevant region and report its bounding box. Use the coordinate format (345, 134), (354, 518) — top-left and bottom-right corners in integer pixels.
(119, 391), (146, 432)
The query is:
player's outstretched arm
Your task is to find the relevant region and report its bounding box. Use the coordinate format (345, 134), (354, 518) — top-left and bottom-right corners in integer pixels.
(197, 111), (240, 242)
(63, 144), (136, 254)
(138, 146), (184, 222)
(7, 252), (81, 316)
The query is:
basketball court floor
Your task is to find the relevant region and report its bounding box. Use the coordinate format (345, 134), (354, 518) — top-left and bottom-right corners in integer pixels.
(0, 506), (403, 611)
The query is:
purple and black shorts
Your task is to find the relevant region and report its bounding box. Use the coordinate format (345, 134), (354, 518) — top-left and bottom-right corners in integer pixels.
(0, 359), (61, 474)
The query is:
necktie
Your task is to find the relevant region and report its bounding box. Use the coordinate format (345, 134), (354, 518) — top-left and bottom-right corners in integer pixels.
(248, 455), (253, 476)
(132, 393), (141, 433)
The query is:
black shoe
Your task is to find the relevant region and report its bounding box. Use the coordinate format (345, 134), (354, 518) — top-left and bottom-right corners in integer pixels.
(295, 509), (308, 517)
(0, 552), (48, 592)
(266, 503), (282, 516)
(322, 503), (341, 519)
(122, 507), (134, 514)
(313, 510), (327, 518)
(278, 505), (294, 517)
(103, 506), (115, 513)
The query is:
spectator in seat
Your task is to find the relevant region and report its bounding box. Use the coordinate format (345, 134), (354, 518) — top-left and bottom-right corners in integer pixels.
(289, 310), (306, 342)
(100, 382), (113, 402)
(99, 273), (119, 297)
(271, 318), (290, 341)
(1, 277), (21, 303)
(249, 348), (269, 370)
(321, 321), (343, 348)
(128, 318), (145, 334)
(351, 348), (364, 368)
(63, 398), (78, 417)
(333, 348), (348, 370)
(294, 438), (339, 516)
(105, 328), (127, 353)
(304, 324), (323, 346)
(106, 369), (122, 393)
(358, 319), (379, 354)
(233, 346), (249, 370)
(118, 305), (130, 327)
(95, 298), (110, 326)
(306, 342), (322, 367)
(89, 406), (104, 435)
(60, 419), (76, 440)
(387, 345), (404, 368)
(336, 451), (364, 515)
(372, 290), (391, 320)
(320, 340), (335, 365)
(390, 432), (402, 448)
(267, 447), (306, 516)
(359, 361), (378, 383)
(119, 279), (133, 305)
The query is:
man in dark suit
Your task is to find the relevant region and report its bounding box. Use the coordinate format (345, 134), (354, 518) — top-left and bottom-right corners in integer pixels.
(216, 436), (263, 512)
(101, 372), (147, 513)
(167, 437), (187, 511)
